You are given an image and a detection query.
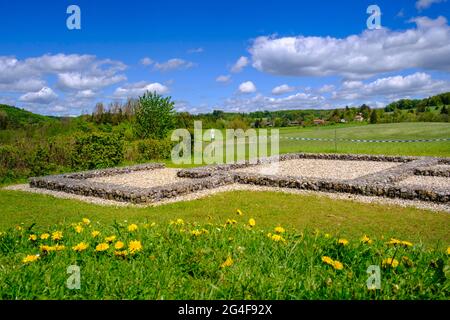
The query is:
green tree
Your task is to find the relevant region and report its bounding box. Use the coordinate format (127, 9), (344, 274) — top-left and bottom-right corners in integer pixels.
(369, 110), (378, 124)
(135, 91), (175, 139)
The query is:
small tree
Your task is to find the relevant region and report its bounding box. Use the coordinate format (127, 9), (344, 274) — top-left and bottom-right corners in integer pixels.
(135, 91), (175, 139)
(370, 110), (378, 124)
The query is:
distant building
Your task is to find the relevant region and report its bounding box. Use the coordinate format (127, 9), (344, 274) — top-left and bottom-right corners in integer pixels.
(313, 119), (325, 125)
(354, 113), (364, 122)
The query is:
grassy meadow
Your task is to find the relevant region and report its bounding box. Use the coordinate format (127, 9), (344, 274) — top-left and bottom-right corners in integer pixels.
(0, 189), (449, 299)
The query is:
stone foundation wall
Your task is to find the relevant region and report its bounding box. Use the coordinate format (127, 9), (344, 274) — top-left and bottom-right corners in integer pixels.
(29, 153), (450, 204)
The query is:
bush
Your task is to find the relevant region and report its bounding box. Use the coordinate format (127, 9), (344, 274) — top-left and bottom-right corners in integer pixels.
(71, 132), (124, 170)
(134, 91), (175, 139)
(27, 146), (54, 177)
(137, 138), (174, 160)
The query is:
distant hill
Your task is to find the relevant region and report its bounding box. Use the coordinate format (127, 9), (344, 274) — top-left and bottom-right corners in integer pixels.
(0, 104), (58, 129)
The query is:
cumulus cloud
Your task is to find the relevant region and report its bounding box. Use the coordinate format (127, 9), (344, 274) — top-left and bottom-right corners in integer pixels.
(154, 58), (195, 71)
(222, 92), (326, 112)
(0, 54), (127, 93)
(250, 16), (450, 79)
(140, 57), (154, 66)
(416, 0), (446, 10)
(216, 75), (231, 83)
(271, 84), (295, 95)
(238, 81), (257, 94)
(113, 81), (169, 99)
(231, 56), (249, 73)
(19, 87), (58, 104)
(74, 89), (96, 99)
(57, 73), (126, 91)
(318, 84), (335, 93)
(333, 72), (450, 101)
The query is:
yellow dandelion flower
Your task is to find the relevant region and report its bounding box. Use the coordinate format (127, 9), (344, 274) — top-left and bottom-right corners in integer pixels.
(114, 250), (128, 257)
(91, 230), (100, 238)
(226, 219), (237, 225)
(332, 260), (344, 270)
(114, 241), (125, 250)
(127, 224), (138, 232)
(72, 242), (89, 252)
(74, 225), (83, 233)
(54, 244), (65, 251)
(382, 258), (399, 268)
(40, 233), (50, 240)
(248, 218), (256, 227)
(386, 238), (402, 246)
(15, 225), (23, 231)
(338, 239), (349, 246)
(274, 226), (285, 234)
(40, 245), (56, 253)
(105, 235), (116, 243)
(401, 241), (413, 247)
(51, 231), (63, 241)
(191, 229), (203, 236)
(266, 232), (273, 238)
(128, 240), (143, 254)
(447, 247), (450, 255)
(236, 209), (243, 216)
(221, 255), (233, 268)
(82, 218), (91, 225)
(271, 234), (286, 243)
(95, 243), (109, 252)
(361, 235), (373, 244)
(29, 234), (37, 241)
(23, 254), (39, 264)
(321, 256), (334, 265)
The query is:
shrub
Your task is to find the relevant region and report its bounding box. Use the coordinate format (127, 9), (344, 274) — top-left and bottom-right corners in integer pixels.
(137, 138), (174, 160)
(134, 91), (175, 139)
(71, 132), (124, 170)
(27, 146), (54, 177)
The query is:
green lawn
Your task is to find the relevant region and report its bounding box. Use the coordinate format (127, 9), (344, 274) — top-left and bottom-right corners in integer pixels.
(0, 189), (449, 299)
(1, 189), (448, 246)
(278, 122), (450, 157)
(204, 122), (450, 158)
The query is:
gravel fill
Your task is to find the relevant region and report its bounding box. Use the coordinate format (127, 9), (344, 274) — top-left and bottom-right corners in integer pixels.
(4, 183), (449, 213)
(87, 168), (189, 188)
(397, 176), (450, 189)
(234, 159), (400, 180)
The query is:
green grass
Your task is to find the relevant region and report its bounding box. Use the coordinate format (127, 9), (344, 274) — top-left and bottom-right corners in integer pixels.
(0, 192), (449, 299)
(1, 189), (448, 246)
(277, 122), (450, 157)
(1, 185), (449, 299)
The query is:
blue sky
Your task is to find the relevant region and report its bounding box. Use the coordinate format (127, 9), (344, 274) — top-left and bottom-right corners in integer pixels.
(1, 0), (450, 115)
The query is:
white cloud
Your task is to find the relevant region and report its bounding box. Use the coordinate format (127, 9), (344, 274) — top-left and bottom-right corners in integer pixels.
(74, 89), (96, 99)
(231, 56), (249, 73)
(250, 16), (450, 79)
(57, 72), (126, 91)
(140, 57), (154, 66)
(113, 81), (169, 99)
(333, 72), (450, 101)
(154, 58), (195, 71)
(416, 0), (446, 10)
(19, 87), (58, 104)
(0, 54), (127, 93)
(216, 75), (231, 83)
(318, 84), (335, 93)
(272, 84), (295, 95)
(238, 81), (257, 94)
